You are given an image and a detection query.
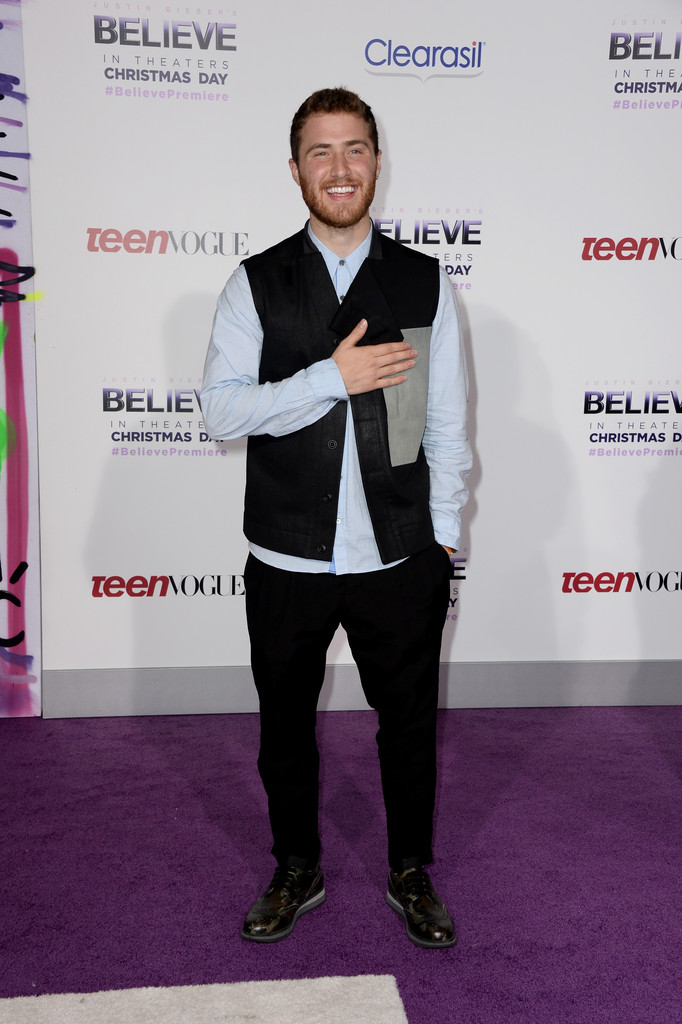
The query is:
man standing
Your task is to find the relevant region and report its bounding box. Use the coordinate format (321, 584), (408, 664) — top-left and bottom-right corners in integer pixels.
(201, 87), (472, 948)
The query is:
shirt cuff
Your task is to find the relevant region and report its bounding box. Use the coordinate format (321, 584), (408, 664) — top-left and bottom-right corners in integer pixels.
(307, 357), (349, 402)
(432, 519), (461, 551)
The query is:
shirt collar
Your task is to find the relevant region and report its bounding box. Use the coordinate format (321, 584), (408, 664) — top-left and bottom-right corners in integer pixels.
(306, 221), (373, 278)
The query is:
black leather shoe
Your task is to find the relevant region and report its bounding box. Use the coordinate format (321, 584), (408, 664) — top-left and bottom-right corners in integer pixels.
(386, 866), (457, 948)
(241, 864), (325, 942)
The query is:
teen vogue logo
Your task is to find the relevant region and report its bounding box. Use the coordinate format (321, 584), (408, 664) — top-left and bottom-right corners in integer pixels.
(561, 571), (682, 593)
(91, 574), (245, 597)
(86, 228), (249, 255)
(581, 236), (682, 261)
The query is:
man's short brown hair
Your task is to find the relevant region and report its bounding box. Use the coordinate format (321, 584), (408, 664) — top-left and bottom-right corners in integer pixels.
(289, 87), (380, 163)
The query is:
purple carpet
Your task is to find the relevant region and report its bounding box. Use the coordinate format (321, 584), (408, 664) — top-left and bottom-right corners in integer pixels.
(1, 706), (682, 1023)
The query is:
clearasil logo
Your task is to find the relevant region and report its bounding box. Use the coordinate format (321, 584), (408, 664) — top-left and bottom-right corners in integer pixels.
(364, 37), (485, 80)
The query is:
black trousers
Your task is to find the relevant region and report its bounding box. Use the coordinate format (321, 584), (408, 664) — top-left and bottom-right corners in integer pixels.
(244, 541), (451, 871)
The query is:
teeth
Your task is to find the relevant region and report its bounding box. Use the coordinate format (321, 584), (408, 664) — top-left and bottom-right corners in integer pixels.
(327, 186), (355, 194)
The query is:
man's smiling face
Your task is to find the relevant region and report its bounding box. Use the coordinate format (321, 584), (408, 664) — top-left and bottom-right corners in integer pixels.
(289, 111), (382, 232)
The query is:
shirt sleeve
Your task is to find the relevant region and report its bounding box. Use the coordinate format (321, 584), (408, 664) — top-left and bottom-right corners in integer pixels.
(200, 264), (349, 440)
(422, 268), (473, 550)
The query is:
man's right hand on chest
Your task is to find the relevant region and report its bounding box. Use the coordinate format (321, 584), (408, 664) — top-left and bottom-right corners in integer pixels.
(332, 319), (418, 396)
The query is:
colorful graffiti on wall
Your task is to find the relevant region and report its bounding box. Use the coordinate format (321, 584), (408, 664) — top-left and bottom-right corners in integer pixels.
(1, 1), (39, 716)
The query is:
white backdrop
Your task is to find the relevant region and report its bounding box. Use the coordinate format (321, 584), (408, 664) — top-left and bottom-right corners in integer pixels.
(19, 0), (682, 716)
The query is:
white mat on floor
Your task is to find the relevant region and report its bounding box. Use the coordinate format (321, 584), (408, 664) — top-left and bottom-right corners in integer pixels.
(0, 975), (409, 1024)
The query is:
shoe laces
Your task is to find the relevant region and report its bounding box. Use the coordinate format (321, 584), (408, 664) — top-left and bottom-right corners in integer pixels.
(396, 866), (435, 905)
(270, 864), (308, 897)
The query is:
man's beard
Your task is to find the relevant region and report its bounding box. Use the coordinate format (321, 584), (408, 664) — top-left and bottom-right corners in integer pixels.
(299, 176), (377, 229)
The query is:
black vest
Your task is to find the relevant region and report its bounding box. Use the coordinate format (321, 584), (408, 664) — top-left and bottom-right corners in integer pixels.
(242, 226), (440, 564)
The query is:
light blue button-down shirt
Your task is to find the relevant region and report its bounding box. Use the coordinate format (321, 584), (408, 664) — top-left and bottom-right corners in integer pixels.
(201, 222), (472, 575)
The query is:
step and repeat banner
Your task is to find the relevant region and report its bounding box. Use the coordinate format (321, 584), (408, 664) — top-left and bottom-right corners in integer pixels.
(15, 0), (682, 716)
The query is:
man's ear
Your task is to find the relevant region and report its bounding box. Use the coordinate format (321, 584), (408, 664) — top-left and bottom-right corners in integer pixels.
(289, 158), (301, 186)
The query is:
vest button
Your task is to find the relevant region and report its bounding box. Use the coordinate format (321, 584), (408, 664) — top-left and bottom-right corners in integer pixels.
(316, 544), (327, 554)
(321, 493), (333, 502)
(327, 439), (338, 449)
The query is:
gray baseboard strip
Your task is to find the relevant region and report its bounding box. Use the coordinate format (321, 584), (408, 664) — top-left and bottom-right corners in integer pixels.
(41, 661), (682, 719)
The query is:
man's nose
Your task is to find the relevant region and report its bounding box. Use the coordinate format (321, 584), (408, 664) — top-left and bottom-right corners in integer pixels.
(330, 152), (350, 177)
